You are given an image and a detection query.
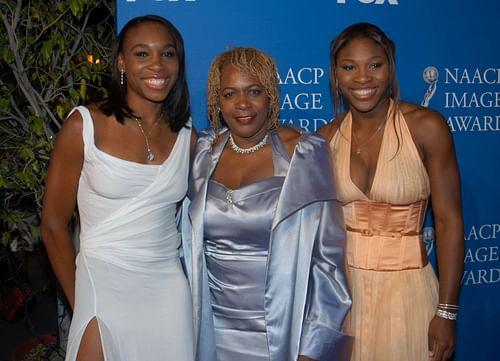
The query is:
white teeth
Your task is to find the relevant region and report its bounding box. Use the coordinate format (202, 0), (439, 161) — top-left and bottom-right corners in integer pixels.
(146, 78), (166, 85)
(352, 88), (375, 96)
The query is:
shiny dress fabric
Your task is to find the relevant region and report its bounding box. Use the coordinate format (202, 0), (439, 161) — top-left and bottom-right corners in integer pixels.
(182, 128), (353, 361)
(329, 105), (439, 361)
(65, 107), (194, 361)
(204, 138), (288, 360)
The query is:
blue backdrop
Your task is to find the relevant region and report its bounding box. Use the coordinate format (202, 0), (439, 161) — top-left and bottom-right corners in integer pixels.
(118, 1), (500, 360)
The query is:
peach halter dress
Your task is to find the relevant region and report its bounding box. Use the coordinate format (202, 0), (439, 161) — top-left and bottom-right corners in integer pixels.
(329, 106), (439, 361)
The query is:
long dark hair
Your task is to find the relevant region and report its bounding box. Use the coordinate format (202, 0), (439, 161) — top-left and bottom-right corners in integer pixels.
(329, 22), (400, 116)
(99, 15), (191, 132)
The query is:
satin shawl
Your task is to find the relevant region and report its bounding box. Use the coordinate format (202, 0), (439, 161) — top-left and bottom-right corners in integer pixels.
(181, 128), (353, 361)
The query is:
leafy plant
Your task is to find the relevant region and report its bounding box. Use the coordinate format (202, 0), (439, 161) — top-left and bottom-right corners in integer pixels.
(0, 0), (115, 250)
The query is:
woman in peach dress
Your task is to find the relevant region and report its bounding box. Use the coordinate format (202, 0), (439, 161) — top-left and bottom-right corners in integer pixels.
(319, 23), (464, 361)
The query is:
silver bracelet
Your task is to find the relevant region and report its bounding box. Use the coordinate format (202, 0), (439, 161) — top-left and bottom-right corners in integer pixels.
(438, 303), (459, 310)
(436, 309), (458, 321)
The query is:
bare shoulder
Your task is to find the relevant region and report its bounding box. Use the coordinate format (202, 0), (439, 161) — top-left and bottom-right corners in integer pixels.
(277, 125), (301, 157)
(401, 101), (447, 129)
(50, 106), (86, 164)
(62, 103), (106, 129)
(316, 114), (344, 142)
(400, 101), (451, 141)
(86, 103), (113, 126)
(58, 107), (84, 139)
(399, 101), (454, 159)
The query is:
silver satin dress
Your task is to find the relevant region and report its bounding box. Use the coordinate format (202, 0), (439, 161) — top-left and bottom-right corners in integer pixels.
(203, 133), (288, 361)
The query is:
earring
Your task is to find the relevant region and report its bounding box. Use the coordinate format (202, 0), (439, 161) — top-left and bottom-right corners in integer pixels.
(120, 70), (124, 85)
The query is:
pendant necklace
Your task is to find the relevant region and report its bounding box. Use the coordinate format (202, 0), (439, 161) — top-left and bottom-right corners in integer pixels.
(352, 115), (387, 155)
(229, 133), (269, 154)
(135, 118), (159, 161)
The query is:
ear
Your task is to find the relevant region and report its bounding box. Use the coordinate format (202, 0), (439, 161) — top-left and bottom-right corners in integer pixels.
(117, 53), (125, 73)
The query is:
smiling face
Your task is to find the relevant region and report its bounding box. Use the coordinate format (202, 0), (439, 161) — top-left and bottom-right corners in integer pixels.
(219, 64), (270, 147)
(335, 36), (392, 115)
(118, 21), (179, 107)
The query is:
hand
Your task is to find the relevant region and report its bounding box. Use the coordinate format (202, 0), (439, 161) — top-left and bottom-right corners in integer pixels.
(428, 315), (456, 361)
(297, 356), (316, 361)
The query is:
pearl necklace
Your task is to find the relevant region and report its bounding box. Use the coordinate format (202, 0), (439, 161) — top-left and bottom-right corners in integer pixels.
(135, 118), (159, 161)
(228, 133), (269, 154)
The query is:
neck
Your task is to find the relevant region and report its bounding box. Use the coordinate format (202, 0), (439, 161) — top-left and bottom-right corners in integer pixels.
(127, 99), (163, 125)
(229, 128), (269, 149)
(351, 98), (392, 128)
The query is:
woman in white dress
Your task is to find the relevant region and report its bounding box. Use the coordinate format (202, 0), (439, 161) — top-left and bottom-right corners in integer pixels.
(41, 15), (195, 361)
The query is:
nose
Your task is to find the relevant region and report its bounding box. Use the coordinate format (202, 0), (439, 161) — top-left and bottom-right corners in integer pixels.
(354, 67), (371, 83)
(235, 93), (249, 109)
(149, 53), (164, 71)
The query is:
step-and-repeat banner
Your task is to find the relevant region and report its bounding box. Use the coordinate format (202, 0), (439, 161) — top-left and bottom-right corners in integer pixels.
(118, 1), (499, 360)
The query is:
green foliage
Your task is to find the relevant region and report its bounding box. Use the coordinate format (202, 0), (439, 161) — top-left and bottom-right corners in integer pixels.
(0, 0), (115, 250)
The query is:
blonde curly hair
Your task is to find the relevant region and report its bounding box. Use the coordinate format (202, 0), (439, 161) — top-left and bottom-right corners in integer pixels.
(207, 47), (280, 135)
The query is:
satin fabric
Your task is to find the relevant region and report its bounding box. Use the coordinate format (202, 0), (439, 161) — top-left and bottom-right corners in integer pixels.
(344, 200), (428, 271)
(204, 135), (288, 360)
(66, 107), (194, 361)
(181, 128), (353, 361)
(329, 105), (439, 361)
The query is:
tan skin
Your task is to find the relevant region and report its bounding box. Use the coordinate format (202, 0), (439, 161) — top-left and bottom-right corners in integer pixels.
(41, 21), (196, 361)
(318, 37), (463, 361)
(212, 65), (317, 361)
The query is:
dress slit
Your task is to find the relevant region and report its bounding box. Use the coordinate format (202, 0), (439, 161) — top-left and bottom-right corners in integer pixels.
(73, 317), (106, 361)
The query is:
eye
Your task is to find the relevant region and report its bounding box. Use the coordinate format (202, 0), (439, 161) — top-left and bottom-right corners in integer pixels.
(249, 88), (262, 96)
(222, 90), (234, 99)
(134, 51), (149, 58)
(341, 64), (354, 71)
(162, 49), (177, 59)
(369, 62), (383, 69)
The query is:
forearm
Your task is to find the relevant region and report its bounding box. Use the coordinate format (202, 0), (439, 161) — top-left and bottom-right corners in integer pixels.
(42, 225), (77, 309)
(434, 219), (464, 304)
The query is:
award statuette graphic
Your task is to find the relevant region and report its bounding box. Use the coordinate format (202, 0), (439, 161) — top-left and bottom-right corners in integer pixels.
(421, 66), (439, 108)
(423, 226), (435, 256)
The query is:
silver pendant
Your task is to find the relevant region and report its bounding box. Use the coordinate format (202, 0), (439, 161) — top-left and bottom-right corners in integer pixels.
(147, 149), (155, 161)
(226, 190), (233, 207)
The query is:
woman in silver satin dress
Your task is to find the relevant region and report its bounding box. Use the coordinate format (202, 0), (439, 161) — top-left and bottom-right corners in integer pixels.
(182, 48), (352, 361)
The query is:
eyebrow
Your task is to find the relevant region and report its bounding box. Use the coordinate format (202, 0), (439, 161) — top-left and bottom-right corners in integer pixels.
(222, 83), (263, 90)
(130, 43), (176, 50)
(340, 55), (385, 62)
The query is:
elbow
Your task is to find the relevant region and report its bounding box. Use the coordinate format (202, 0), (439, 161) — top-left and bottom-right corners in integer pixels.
(40, 218), (55, 247)
(40, 215), (67, 247)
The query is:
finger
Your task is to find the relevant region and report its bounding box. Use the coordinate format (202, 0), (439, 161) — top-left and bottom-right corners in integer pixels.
(428, 338), (437, 360)
(442, 346), (455, 361)
(433, 345), (445, 361)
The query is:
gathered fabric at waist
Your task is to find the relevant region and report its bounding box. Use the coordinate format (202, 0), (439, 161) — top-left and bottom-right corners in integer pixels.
(79, 204), (181, 272)
(344, 200), (428, 271)
(80, 229), (181, 272)
(211, 304), (265, 332)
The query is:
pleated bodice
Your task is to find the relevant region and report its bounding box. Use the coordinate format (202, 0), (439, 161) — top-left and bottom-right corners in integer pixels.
(76, 106), (189, 270)
(330, 105), (431, 271)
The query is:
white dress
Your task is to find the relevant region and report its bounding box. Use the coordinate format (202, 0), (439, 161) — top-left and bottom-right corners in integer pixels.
(65, 106), (194, 361)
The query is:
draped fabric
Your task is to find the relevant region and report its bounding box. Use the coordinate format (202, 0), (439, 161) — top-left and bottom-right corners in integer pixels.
(182, 128), (353, 361)
(65, 107), (194, 361)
